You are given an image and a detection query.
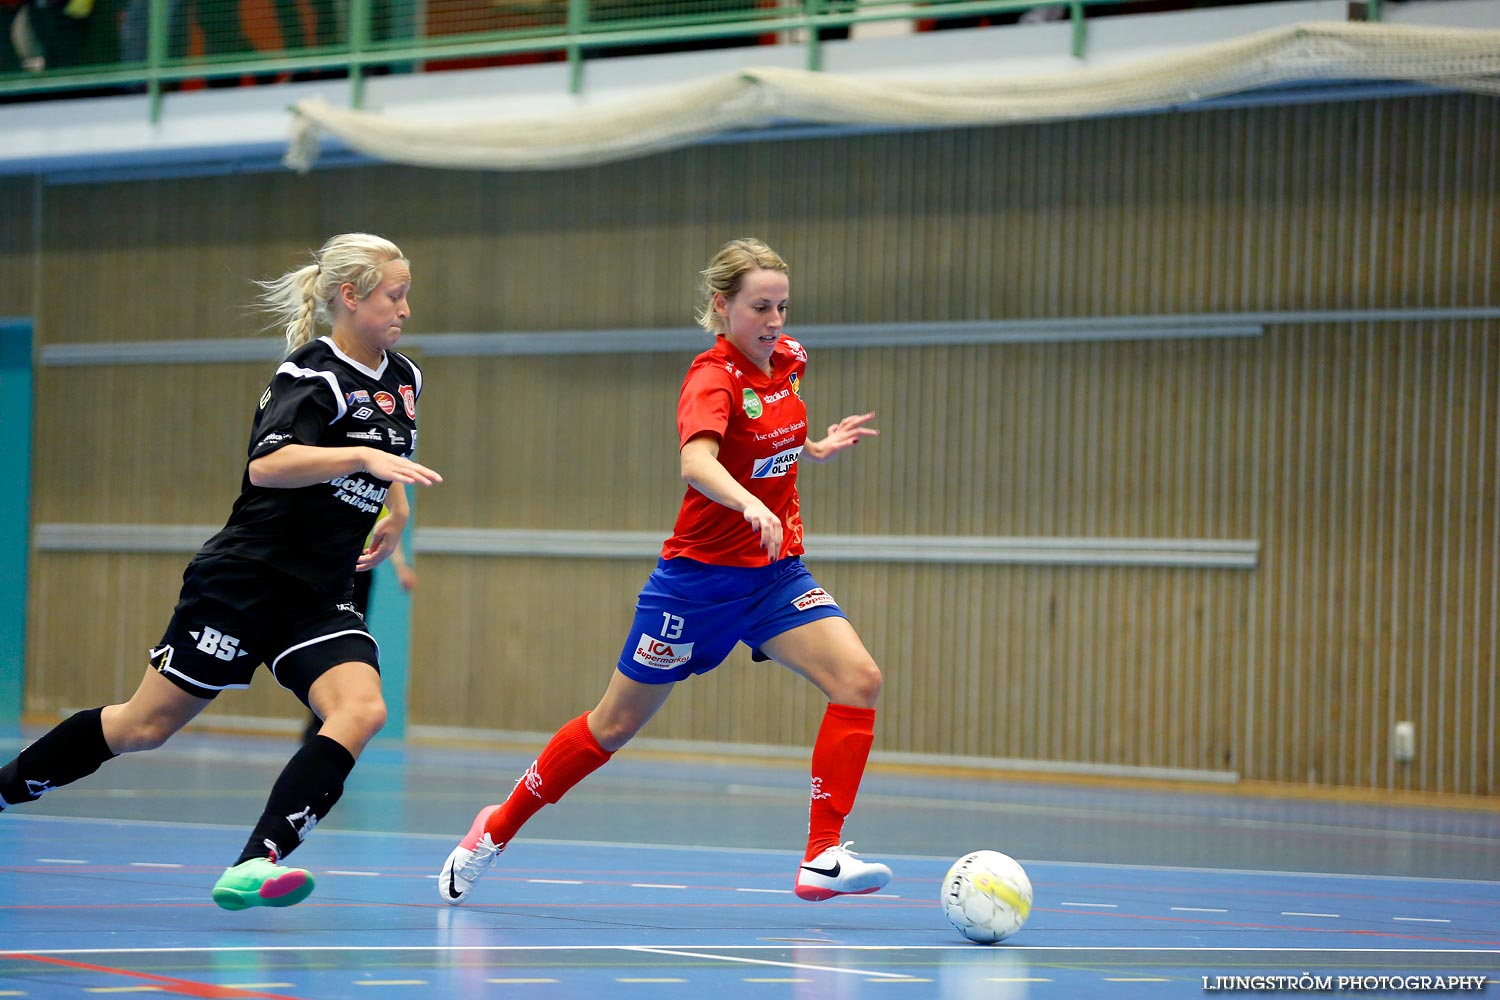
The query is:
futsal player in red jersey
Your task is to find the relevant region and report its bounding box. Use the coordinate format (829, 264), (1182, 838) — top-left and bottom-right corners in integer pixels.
(439, 237), (887, 904)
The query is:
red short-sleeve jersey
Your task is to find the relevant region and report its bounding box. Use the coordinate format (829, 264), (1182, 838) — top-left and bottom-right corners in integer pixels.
(662, 335), (810, 566)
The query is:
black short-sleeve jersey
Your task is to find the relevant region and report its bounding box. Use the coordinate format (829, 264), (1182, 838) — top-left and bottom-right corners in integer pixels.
(192, 336), (423, 598)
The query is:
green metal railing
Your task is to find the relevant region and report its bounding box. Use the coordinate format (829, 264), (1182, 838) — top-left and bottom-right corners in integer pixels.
(0, 0), (1382, 117)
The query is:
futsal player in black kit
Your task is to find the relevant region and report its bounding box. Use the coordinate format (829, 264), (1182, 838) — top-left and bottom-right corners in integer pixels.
(0, 233), (441, 910)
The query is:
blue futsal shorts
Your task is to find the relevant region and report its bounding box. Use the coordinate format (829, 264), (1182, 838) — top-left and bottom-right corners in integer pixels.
(616, 556), (848, 684)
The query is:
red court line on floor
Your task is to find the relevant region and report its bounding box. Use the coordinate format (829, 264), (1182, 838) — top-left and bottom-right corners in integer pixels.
(1, 953), (308, 999)
(1067, 881), (1500, 906)
(1035, 907), (1500, 947)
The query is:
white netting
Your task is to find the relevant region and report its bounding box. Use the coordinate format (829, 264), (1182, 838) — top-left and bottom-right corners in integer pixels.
(284, 21), (1500, 172)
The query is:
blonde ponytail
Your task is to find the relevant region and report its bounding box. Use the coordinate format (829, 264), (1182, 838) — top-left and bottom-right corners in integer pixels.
(257, 263), (321, 355)
(257, 233), (407, 356)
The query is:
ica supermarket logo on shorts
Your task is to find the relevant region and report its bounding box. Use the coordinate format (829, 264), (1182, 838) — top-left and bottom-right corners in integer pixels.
(792, 588), (839, 611)
(632, 635), (694, 671)
(752, 446), (803, 479)
(742, 389), (763, 419)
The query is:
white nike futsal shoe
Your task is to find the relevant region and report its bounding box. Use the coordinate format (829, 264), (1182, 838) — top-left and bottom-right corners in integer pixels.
(794, 841), (892, 901)
(438, 804), (504, 905)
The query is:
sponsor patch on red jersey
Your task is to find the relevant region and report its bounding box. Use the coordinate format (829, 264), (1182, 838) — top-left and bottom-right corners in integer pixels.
(752, 446), (802, 479)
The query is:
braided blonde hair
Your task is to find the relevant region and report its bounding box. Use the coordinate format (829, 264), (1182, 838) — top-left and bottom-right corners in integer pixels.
(258, 233), (407, 355)
(695, 237), (788, 336)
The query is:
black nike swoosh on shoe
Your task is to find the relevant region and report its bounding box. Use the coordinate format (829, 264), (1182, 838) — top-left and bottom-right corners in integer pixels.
(800, 861), (841, 879)
(448, 869), (460, 899)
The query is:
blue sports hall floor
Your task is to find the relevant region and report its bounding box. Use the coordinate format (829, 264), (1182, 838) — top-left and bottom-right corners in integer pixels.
(1, 729), (1496, 999)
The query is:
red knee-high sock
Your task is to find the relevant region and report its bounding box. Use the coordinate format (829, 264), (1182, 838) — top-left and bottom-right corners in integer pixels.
(805, 703), (876, 860)
(485, 712), (612, 846)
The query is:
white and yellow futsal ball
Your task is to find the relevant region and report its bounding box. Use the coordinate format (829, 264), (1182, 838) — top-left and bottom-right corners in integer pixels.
(941, 850), (1033, 943)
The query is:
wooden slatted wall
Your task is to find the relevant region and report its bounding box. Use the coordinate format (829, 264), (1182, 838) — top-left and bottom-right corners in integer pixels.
(9, 94), (1497, 794)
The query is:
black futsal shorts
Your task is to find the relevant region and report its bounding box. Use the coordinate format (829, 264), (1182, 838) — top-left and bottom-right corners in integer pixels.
(148, 555), (380, 707)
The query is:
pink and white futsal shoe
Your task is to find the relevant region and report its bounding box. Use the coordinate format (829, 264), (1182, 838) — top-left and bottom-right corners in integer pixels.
(794, 841), (892, 901)
(438, 804), (504, 905)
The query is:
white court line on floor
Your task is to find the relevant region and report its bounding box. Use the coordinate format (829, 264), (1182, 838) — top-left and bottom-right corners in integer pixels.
(10, 946), (1498, 957)
(10, 814), (1499, 889)
(1215, 817), (1500, 847)
(1021, 856), (1500, 886)
(625, 946), (918, 980)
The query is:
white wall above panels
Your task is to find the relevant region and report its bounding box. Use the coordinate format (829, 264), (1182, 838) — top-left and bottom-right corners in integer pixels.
(3, 0), (1496, 179)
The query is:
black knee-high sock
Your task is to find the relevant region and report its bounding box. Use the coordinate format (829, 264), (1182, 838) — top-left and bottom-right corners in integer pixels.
(0, 708), (117, 809)
(235, 734), (356, 866)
